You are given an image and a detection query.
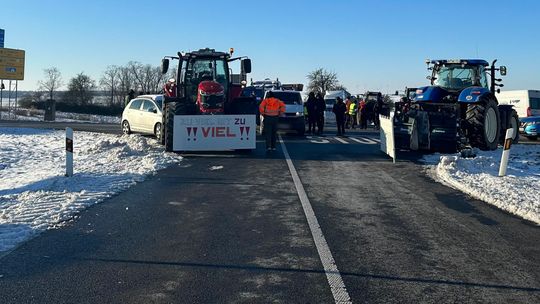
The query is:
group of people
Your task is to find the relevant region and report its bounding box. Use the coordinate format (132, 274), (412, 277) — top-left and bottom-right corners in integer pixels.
(304, 92), (327, 135)
(305, 93), (384, 137)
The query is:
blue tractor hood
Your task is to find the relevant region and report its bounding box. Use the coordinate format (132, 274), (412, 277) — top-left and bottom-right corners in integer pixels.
(414, 86), (452, 102)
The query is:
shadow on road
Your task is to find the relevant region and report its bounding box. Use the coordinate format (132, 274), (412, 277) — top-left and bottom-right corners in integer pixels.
(82, 257), (540, 292)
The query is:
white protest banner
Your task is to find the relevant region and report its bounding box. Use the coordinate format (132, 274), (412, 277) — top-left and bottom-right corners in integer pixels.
(173, 115), (256, 151)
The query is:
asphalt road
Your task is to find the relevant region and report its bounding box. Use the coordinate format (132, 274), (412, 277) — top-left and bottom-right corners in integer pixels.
(0, 120), (121, 134)
(0, 123), (539, 303)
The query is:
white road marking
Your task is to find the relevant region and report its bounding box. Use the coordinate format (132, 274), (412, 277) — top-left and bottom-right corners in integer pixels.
(333, 137), (349, 144)
(308, 136), (330, 144)
(350, 137), (378, 144)
(279, 135), (352, 304)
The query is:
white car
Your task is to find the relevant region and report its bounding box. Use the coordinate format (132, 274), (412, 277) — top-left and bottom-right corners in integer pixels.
(121, 95), (163, 139)
(262, 90), (305, 135)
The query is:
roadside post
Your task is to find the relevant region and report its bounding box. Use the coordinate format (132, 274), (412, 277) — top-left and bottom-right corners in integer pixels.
(379, 114), (396, 163)
(66, 127), (73, 177)
(498, 128), (513, 177)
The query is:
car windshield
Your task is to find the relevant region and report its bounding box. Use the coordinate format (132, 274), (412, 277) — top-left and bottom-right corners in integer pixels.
(325, 98), (336, 106)
(270, 92), (302, 105)
(433, 64), (488, 90)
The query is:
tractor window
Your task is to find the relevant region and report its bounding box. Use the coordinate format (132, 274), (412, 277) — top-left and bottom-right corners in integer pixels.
(434, 65), (477, 90)
(478, 66), (488, 88)
(214, 60), (228, 96)
(185, 58), (229, 100)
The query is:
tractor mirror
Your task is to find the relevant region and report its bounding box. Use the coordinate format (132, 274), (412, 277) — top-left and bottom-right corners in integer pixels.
(241, 59), (252, 74)
(500, 66), (507, 76)
(161, 59), (169, 74)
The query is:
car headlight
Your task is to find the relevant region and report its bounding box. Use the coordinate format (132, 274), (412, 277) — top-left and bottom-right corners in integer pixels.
(295, 112), (302, 116)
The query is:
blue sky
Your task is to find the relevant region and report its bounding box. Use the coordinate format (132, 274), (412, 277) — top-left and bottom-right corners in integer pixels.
(1, 0), (539, 93)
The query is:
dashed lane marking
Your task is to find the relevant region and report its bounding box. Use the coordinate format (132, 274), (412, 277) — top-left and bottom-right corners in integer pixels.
(279, 135), (352, 304)
(334, 137), (349, 144)
(349, 137), (378, 144)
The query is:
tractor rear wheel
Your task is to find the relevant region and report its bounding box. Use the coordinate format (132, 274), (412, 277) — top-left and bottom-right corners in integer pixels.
(466, 97), (500, 151)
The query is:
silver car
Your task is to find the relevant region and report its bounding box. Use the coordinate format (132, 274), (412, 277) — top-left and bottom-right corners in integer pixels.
(121, 95), (163, 139)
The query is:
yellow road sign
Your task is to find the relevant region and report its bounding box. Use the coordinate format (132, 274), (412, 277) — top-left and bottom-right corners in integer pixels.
(0, 48), (25, 80)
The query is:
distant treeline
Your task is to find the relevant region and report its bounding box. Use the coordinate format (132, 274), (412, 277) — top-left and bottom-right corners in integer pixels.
(14, 61), (176, 116)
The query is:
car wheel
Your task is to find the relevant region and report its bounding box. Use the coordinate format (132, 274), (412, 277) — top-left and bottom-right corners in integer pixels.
(154, 123), (162, 140)
(122, 120), (131, 134)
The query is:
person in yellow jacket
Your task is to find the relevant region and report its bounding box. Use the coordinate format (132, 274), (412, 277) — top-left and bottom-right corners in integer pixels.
(259, 91), (286, 151)
(347, 101), (357, 129)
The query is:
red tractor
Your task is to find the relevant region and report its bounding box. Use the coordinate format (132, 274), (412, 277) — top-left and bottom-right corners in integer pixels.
(160, 48), (256, 151)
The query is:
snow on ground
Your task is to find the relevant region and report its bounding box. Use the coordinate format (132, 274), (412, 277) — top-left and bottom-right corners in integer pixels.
(0, 109), (121, 124)
(422, 145), (540, 224)
(0, 128), (182, 253)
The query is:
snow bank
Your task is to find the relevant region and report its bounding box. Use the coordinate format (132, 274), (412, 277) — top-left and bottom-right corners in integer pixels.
(0, 128), (182, 253)
(423, 145), (540, 224)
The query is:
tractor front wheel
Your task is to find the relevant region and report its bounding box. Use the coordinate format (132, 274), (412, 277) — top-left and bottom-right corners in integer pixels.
(164, 102), (176, 152)
(466, 97), (500, 151)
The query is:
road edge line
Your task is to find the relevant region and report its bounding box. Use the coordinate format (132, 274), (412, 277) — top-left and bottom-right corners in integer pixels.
(278, 135), (352, 303)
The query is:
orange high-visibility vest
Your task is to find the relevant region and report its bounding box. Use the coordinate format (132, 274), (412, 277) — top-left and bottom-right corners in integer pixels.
(259, 97), (286, 117)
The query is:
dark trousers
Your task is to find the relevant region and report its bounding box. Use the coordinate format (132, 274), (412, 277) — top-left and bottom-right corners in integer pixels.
(316, 113), (324, 135)
(336, 115), (345, 135)
(263, 115), (278, 149)
(360, 111), (367, 129)
(308, 114), (316, 132)
(374, 112), (380, 129)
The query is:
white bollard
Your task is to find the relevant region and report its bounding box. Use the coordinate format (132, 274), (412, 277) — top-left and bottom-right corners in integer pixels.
(66, 127), (73, 177)
(498, 128), (514, 177)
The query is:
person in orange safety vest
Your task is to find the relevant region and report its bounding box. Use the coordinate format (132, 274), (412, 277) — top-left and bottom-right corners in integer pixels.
(259, 91), (286, 151)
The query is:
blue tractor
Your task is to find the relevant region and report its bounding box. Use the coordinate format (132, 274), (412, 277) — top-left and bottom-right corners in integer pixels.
(394, 59), (519, 152)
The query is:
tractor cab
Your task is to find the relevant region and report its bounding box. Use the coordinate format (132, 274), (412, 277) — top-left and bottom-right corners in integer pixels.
(430, 60), (489, 91)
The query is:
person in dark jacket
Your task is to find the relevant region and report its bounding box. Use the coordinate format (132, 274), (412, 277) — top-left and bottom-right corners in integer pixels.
(125, 89), (135, 107)
(315, 92), (326, 135)
(305, 92), (317, 134)
(333, 96), (347, 136)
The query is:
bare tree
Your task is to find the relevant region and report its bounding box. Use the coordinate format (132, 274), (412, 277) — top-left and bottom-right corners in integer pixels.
(64, 72), (96, 105)
(306, 68), (344, 95)
(117, 65), (135, 104)
(38, 67), (63, 100)
(128, 61), (165, 94)
(100, 65), (119, 106)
